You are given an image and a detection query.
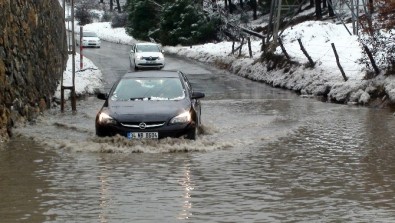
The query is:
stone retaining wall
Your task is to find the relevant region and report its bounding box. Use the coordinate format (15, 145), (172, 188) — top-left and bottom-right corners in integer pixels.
(0, 0), (67, 141)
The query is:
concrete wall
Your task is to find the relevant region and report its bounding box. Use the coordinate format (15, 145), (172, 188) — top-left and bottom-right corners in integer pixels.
(0, 0), (68, 141)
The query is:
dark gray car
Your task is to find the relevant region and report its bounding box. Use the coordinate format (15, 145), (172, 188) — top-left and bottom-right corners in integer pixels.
(95, 70), (205, 140)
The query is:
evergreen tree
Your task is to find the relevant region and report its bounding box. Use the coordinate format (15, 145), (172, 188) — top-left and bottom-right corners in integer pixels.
(159, 0), (219, 46)
(125, 0), (159, 40)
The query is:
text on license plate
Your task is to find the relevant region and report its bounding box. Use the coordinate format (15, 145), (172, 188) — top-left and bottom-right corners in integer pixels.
(127, 132), (158, 139)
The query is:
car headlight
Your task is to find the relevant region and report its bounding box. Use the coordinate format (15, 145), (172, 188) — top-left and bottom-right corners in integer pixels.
(98, 112), (117, 124)
(170, 111), (191, 124)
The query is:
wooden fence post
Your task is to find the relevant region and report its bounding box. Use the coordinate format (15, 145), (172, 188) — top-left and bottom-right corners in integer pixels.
(261, 37), (266, 53)
(239, 38), (244, 57)
(278, 38), (291, 60)
(232, 41), (235, 55)
(362, 44), (380, 76)
(247, 37), (252, 58)
(331, 43), (348, 81)
(297, 38), (315, 67)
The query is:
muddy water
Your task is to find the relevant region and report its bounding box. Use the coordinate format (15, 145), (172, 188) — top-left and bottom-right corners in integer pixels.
(2, 50), (395, 222)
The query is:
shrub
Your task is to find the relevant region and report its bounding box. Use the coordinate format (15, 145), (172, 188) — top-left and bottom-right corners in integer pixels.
(101, 10), (113, 22)
(111, 12), (128, 28)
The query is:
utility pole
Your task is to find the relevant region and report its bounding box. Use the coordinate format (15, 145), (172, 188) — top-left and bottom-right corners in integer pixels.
(266, 0), (282, 52)
(267, 0), (307, 52)
(345, 0), (367, 35)
(273, 0), (282, 44)
(61, 0), (77, 112)
(351, 0), (356, 34)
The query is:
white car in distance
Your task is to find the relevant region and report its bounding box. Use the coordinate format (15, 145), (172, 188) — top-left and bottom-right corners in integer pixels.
(76, 31), (101, 48)
(129, 42), (165, 70)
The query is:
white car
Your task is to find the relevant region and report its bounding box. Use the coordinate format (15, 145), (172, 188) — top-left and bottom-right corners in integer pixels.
(76, 31), (101, 48)
(129, 42), (165, 70)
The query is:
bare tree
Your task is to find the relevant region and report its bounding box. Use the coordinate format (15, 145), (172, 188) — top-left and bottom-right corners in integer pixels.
(327, 0), (334, 17)
(115, 0), (121, 12)
(229, 0), (234, 13)
(251, 0), (257, 20)
(309, 0), (314, 8)
(315, 0), (322, 19)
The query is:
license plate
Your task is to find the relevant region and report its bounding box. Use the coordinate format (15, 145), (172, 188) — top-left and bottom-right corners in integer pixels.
(127, 132), (158, 139)
(147, 60), (155, 63)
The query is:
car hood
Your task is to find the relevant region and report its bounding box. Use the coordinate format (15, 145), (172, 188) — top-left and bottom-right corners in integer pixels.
(135, 52), (163, 57)
(107, 99), (191, 122)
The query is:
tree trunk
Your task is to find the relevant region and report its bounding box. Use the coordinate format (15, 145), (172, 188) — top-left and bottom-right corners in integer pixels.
(323, 0), (327, 8)
(327, 0), (334, 16)
(309, 0), (314, 7)
(368, 0), (374, 13)
(225, 0), (228, 10)
(251, 0), (257, 19)
(116, 0), (121, 12)
(110, 0), (113, 11)
(239, 0), (243, 8)
(315, 0), (322, 19)
(229, 0), (234, 14)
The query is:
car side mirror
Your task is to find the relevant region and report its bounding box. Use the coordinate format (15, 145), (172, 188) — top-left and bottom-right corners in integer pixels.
(191, 92), (205, 99)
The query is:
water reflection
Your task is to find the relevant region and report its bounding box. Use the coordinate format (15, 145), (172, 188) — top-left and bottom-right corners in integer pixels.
(177, 160), (193, 220)
(99, 162), (110, 223)
(0, 137), (52, 223)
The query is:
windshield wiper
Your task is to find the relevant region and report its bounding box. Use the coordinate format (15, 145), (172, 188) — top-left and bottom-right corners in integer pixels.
(130, 97), (151, 101)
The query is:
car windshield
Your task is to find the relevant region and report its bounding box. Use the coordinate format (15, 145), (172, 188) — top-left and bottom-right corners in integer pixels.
(111, 77), (185, 101)
(135, 44), (160, 52)
(83, 32), (98, 37)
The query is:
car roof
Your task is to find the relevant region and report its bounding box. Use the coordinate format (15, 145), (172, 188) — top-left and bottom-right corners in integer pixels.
(122, 70), (181, 79)
(135, 42), (160, 46)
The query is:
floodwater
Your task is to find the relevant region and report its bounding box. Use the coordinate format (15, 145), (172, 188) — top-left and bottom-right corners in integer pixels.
(2, 42), (395, 222)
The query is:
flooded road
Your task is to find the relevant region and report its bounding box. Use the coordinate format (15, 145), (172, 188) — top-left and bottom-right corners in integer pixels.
(2, 41), (395, 222)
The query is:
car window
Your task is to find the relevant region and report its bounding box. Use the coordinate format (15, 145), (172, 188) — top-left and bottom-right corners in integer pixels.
(111, 77), (185, 101)
(135, 44), (160, 53)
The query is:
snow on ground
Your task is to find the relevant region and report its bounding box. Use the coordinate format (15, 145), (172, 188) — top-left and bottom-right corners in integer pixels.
(59, 19), (395, 105)
(54, 53), (104, 99)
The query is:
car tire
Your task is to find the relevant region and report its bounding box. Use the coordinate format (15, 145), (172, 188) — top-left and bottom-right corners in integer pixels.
(186, 126), (197, 140)
(96, 128), (106, 137)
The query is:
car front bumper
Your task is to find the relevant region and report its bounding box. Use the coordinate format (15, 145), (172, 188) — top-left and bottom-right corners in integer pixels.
(96, 122), (195, 139)
(82, 41), (101, 47)
(135, 59), (165, 68)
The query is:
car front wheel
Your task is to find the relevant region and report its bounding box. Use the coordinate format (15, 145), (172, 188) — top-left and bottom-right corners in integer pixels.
(186, 126), (197, 140)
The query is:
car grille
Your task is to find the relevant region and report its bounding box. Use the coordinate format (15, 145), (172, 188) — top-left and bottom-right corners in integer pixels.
(142, 56), (159, 61)
(120, 121), (166, 129)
